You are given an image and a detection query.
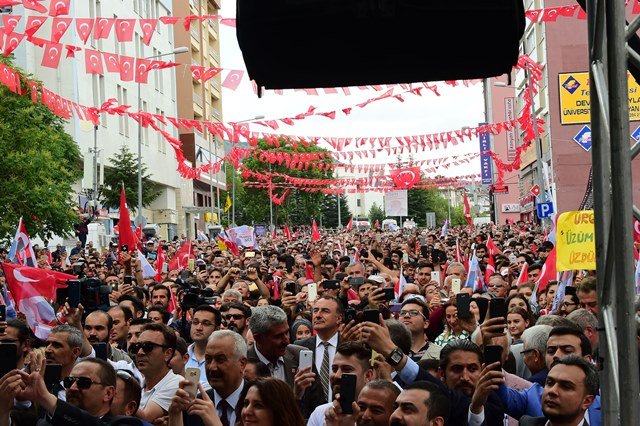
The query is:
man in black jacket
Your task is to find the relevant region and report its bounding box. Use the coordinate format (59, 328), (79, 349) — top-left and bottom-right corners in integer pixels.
(5, 353), (143, 426)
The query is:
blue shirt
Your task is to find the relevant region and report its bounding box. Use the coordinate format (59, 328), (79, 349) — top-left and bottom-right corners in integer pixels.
(185, 343), (211, 391)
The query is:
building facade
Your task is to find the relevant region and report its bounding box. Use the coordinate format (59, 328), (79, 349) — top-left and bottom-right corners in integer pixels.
(173, 0), (225, 236)
(8, 0), (195, 240)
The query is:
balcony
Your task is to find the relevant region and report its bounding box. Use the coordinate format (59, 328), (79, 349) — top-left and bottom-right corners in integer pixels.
(211, 107), (221, 121)
(208, 20), (218, 39)
(193, 91), (203, 107)
(208, 49), (219, 65)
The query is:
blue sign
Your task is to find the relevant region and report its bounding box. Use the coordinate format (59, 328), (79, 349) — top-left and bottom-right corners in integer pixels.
(572, 125), (592, 152)
(478, 123), (493, 185)
(537, 202), (554, 219)
(632, 126), (640, 142)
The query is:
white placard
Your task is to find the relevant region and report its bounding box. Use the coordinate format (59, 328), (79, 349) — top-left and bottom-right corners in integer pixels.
(385, 190), (408, 216)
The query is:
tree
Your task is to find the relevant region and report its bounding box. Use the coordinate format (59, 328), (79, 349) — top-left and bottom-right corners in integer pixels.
(321, 194), (351, 228)
(368, 202), (385, 226)
(238, 139), (334, 226)
(101, 145), (161, 212)
(0, 57), (82, 243)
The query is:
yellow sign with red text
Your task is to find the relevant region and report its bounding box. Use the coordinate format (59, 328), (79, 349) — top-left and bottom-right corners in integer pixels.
(556, 210), (596, 271)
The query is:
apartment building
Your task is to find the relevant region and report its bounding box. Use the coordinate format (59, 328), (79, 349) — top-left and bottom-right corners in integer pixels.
(8, 0), (193, 240)
(173, 0), (225, 235)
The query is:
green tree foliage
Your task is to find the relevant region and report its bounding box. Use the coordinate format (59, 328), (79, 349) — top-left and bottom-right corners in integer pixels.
(320, 194), (351, 228)
(368, 202), (385, 226)
(238, 139), (333, 226)
(101, 145), (161, 212)
(0, 57), (82, 242)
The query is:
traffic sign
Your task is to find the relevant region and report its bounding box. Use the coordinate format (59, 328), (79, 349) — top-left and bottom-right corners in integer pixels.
(530, 184), (541, 197)
(572, 125), (592, 152)
(632, 126), (640, 142)
(536, 202), (554, 218)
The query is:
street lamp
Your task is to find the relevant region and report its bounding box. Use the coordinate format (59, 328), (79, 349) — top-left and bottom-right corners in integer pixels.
(136, 46), (189, 226)
(229, 115), (265, 227)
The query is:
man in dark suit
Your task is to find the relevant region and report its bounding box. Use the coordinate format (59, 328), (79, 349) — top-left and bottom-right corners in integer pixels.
(177, 330), (249, 426)
(246, 305), (324, 418)
(519, 355), (597, 426)
(294, 295), (342, 401)
(7, 355), (144, 426)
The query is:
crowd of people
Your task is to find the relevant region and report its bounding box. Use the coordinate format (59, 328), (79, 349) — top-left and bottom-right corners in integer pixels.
(0, 220), (638, 426)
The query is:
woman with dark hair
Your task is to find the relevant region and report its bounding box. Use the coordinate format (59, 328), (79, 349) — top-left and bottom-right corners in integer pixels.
(507, 306), (530, 344)
(241, 377), (304, 426)
(506, 293), (534, 318)
(434, 302), (470, 346)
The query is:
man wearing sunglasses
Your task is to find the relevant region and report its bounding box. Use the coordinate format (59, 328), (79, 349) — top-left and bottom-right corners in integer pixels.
(9, 355), (143, 426)
(220, 302), (251, 339)
(133, 323), (182, 422)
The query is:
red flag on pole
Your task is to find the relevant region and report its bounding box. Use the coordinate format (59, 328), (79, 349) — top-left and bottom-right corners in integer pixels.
(515, 262), (529, 286)
(1, 262), (73, 338)
(284, 225), (292, 241)
(484, 254), (496, 284)
(535, 247), (557, 292)
(463, 193), (473, 226)
(168, 241), (194, 272)
(311, 220), (321, 242)
(374, 219), (380, 229)
(346, 217), (353, 232)
(155, 243), (165, 282)
(118, 186), (137, 256)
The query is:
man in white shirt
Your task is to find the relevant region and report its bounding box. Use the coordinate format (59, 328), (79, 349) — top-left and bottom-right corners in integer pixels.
(133, 323), (182, 421)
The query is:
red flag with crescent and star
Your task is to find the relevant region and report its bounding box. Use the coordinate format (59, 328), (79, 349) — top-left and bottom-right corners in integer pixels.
(390, 167), (421, 189)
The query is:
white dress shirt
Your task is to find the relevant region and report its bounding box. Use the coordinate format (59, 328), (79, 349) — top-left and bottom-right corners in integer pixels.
(212, 380), (244, 426)
(314, 332), (339, 401)
(254, 345), (286, 381)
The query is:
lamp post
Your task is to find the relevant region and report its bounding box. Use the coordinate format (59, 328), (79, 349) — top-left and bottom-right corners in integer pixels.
(137, 46), (189, 227)
(228, 115), (264, 227)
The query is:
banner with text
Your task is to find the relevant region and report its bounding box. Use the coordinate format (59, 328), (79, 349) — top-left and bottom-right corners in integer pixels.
(559, 72), (640, 124)
(556, 210), (596, 271)
(385, 190), (408, 217)
(478, 122), (493, 185)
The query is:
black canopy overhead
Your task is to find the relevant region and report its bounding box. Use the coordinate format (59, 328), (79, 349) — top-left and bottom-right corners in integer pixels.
(236, 0), (525, 94)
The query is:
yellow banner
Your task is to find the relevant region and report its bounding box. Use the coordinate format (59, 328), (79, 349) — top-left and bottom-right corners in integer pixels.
(556, 210), (596, 271)
(559, 72), (640, 124)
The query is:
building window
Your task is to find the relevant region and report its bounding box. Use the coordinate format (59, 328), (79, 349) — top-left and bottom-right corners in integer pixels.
(117, 85), (129, 137)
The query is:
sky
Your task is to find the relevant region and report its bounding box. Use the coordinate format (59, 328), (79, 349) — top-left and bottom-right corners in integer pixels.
(218, 0), (484, 178)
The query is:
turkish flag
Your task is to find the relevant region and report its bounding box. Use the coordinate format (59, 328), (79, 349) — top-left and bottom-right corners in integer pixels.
(346, 217), (353, 231)
(515, 262), (529, 286)
(222, 70), (244, 90)
(190, 65), (205, 81)
(484, 254), (496, 284)
(115, 19), (136, 42)
(168, 241), (194, 272)
(102, 52), (121, 73)
(22, 0), (47, 13)
(84, 49), (104, 75)
(49, 0), (70, 16)
(155, 242), (165, 282)
(202, 67), (222, 84)
(2, 15), (21, 35)
(463, 193), (473, 226)
(3, 32), (24, 56)
(134, 58), (151, 83)
(94, 18), (115, 39)
(311, 220), (321, 242)
(25, 16), (46, 39)
(139, 19), (158, 45)
(284, 225), (292, 241)
(51, 17), (72, 43)
(1, 262), (73, 338)
(535, 247), (557, 293)
(75, 18), (94, 44)
(41, 42), (63, 68)
(390, 166), (421, 189)
(119, 56), (135, 81)
(118, 185), (138, 255)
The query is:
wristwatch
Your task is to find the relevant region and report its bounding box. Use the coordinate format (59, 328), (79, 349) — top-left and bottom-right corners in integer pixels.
(386, 347), (404, 366)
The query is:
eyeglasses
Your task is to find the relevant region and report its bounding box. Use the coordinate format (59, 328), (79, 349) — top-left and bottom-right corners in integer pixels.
(63, 376), (105, 389)
(191, 320), (216, 327)
(128, 341), (167, 354)
(520, 349), (535, 356)
(399, 309), (423, 318)
(224, 314), (245, 321)
(562, 302), (577, 307)
(488, 283), (505, 288)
